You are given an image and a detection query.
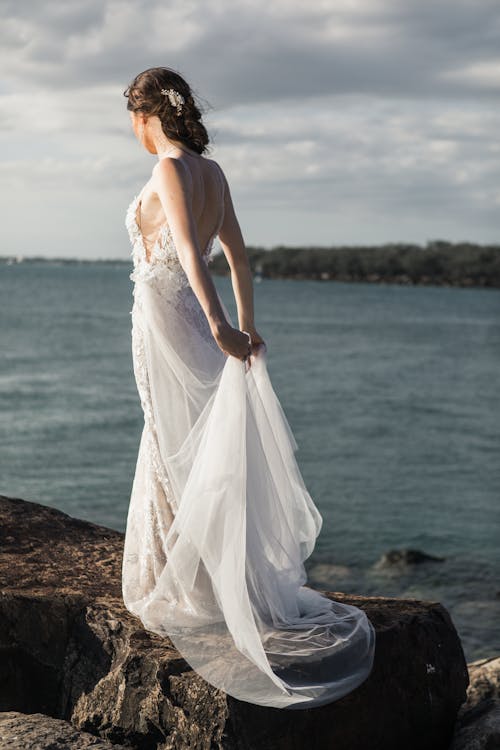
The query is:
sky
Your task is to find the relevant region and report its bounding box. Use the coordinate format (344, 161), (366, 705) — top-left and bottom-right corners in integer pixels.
(1, 0), (499, 259)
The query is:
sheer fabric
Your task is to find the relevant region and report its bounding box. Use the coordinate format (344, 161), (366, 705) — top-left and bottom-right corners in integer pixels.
(122, 161), (376, 709)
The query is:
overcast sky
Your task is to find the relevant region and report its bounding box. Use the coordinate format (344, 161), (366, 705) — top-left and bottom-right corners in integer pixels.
(1, 0), (499, 259)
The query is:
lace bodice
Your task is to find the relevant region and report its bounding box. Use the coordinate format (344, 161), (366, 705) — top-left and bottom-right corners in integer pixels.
(125, 167), (223, 296)
(126, 195), (214, 295)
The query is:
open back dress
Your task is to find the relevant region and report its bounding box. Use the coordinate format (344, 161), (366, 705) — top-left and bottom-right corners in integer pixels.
(122, 153), (376, 709)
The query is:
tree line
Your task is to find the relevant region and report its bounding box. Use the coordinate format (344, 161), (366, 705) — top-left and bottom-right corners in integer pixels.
(209, 240), (500, 288)
(1, 240), (498, 287)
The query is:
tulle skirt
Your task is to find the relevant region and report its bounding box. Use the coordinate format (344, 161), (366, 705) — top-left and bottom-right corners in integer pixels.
(122, 278), (376, 709)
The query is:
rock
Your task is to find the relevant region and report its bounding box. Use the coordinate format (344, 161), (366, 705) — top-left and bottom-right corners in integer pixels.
(450, 701), (500, 750)
(449, 657), (500, 749)
(0, 710), (128, 749)
(0, 494), (469, 750)
(464, 657), (500, 706)
(374, 548), (446, 568)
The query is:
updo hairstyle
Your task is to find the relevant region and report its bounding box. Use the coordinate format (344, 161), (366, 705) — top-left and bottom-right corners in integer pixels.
(124, 67), (210, 155)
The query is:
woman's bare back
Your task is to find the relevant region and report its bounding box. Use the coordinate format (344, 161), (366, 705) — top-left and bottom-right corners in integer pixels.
(137, 153), (224, 262)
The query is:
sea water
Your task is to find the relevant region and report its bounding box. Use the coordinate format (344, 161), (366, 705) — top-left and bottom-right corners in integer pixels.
(1, 260), (499, 661)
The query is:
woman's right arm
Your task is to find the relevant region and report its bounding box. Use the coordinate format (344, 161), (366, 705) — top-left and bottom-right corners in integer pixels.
(216, 167), (265, 348)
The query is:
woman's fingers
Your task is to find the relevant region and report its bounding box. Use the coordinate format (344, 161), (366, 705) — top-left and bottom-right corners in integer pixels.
(215, 326), (266, 362)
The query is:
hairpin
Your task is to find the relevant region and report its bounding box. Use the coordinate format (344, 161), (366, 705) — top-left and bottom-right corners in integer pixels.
(160, 88), (185, 115)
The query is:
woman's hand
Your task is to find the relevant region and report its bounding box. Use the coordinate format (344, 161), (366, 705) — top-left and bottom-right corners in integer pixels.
(213, 323), (266, 365)
(244, 326), (266, 356)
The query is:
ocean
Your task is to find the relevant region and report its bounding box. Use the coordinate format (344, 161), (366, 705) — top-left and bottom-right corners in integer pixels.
(1, 260), (499, 662)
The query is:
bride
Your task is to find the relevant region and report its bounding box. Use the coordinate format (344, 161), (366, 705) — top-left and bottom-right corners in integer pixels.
(122, 66), (376, 710)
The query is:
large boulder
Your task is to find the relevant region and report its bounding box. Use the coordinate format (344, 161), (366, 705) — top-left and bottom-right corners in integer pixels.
(0, 494), (469, 749)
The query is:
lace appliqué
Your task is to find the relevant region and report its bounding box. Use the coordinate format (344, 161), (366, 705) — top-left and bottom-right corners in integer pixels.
(131, 313), (179, 515)
(171, 285), (219, 348)
(125, 194), (214, 297)
(125, 190), (219, 513)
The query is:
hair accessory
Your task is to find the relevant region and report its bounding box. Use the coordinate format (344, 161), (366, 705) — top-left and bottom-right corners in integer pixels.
(160, 88), (185, 115)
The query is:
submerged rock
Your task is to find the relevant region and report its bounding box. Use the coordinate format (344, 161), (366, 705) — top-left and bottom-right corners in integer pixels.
(374, 548), (446, 568)
(0, 494), (469, 749)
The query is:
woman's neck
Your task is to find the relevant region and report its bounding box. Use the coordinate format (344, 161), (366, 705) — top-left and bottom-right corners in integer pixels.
(155, 139), (201, 160)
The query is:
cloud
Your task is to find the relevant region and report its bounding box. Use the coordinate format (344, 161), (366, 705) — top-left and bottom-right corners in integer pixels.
(0, 0), (498, 257)
(2, 0), (499, 101)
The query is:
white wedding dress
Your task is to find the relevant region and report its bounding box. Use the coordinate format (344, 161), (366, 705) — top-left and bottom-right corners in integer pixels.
(122, 156), (376, 709)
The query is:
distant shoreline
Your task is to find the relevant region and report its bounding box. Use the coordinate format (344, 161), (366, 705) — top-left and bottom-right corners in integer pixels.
(1, 240), (498, 289)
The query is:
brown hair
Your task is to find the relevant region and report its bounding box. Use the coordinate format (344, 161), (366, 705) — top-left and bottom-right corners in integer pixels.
(123, 67), (211, 155)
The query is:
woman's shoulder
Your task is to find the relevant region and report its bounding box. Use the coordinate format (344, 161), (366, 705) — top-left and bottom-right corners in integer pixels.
(205, 157), (227, 189)
(151, 153), (227, 193)
(151, 155), (192, 186)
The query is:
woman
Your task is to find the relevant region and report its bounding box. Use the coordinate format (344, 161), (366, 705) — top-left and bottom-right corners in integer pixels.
(122, 66), (376, 710)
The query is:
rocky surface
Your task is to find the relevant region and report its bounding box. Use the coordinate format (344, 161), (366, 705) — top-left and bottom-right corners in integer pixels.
(0, 494), (470, 749)
(449, 656), (500, 750)
(0, 711), (128, 749)
(464, 656), (500, 707)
